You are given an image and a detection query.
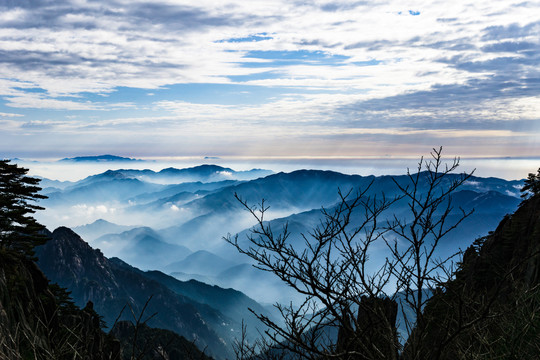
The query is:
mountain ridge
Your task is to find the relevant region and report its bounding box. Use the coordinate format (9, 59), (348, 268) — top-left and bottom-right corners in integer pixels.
(35, 227), (233, 359)
(35, 226), (280, 359)
(60, 155), (143, 162)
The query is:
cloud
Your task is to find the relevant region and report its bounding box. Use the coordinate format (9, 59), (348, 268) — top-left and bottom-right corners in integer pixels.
(71, 203), (116, 217)
(20, 120), (63, 130)
(0, 0), (538, 158)
(1, 0), (537, 101)
(339, 66), (540, 118)
(482, 21), (540, 41)
(0, 111), (23, 117)
(124, 2), (245, 31)
(481, 41), (537, 53)
(4, 91), (136, 110)
(0, 0), (243, 31)
(318, 1), (368, 12)
(216, 34), (273, 43)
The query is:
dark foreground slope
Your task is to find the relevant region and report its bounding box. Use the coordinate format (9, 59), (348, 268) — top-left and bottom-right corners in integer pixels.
(35, 227), (233, 359)
(35, 227), (276, 359)
(111, 321), (213, 360)
(0, 248), (120, 359)
(407, 194), (540, 359)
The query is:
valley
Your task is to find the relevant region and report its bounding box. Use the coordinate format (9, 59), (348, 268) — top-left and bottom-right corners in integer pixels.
(35, 163), (522, 306)
(2, 157), (537, 359)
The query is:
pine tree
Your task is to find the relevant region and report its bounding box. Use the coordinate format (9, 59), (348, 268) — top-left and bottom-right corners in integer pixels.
(0, 159), (48, 258)
(521, 167), (540, 199)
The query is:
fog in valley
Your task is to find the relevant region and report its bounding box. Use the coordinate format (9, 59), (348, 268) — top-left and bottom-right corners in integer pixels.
(24, 156), (527, 304)
(2, 0), (539, 357)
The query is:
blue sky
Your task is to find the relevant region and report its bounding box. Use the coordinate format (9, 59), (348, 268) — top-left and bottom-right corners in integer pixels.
(0, 0), (539, 159)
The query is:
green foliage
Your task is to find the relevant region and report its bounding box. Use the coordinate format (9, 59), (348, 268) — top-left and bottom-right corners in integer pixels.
(0, 159), (48, 258)
(48, 283), (81, 316)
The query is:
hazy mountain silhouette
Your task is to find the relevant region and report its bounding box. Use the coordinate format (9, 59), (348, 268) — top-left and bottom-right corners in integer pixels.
(127, 180), (239, 205)
(93, 227), (191, 271)
(60, 155), (142, 162)
(158, 171), (521, 250)
(45, 177), (165, 206)
(36, 167), (523, 305)
(154, 164), (272, 183)
(163, 250), (236, 277)
(215, 263), (305, 305)
(73, 219), (137, 242)
(136, 270), (277, 340)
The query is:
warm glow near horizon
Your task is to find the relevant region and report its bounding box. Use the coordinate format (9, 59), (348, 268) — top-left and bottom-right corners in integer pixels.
(12, 155), (537, 182)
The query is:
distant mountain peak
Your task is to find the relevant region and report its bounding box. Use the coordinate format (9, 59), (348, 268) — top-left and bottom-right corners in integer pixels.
(158, 164), (234, 175)
(89, 218), (114, 225)
(59, 155), (142, 162)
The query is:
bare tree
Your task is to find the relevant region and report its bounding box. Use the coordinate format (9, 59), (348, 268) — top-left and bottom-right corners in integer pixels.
(226, 148), (475, 360)
(384, 148), (474, 355)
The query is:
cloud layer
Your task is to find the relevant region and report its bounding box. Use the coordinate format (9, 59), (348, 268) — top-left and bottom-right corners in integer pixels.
(0, 0), (539, 158)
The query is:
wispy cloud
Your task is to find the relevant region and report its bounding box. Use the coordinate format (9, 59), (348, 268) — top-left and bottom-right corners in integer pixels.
(0, 0), (538, 158)
(0, 111), (23, 117)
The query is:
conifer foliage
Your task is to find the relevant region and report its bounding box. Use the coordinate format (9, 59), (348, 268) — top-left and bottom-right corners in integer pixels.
(0, 159), (47, 258)
(521, 167), (540, 199)
(0, 160), (122, 359)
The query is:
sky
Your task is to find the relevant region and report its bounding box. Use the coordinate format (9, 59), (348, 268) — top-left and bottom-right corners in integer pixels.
(0, 0), (539, 160)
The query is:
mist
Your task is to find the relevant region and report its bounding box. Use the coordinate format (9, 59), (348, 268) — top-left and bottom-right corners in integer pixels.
(15, 156), (537, 183)
(22, 157), (526, 304)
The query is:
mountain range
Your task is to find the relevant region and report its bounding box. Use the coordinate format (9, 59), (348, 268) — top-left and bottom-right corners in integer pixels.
(34, 165), (524, 304)
(60, 155), (144, 162)
(3, 159), (535, 359)
(35, 227), (277, 359)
